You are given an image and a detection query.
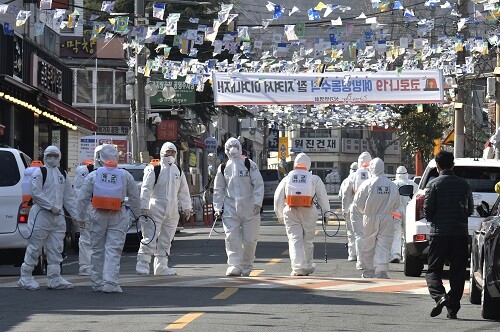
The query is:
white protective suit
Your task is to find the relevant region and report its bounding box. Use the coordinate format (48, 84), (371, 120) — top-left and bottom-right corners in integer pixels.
(347, 151), (372, 269)
(73, 161), (94, 276)
(213, 137), (264, 276)
(391, 166), (418, 262)
(338, 162), (358, 261)
(136, 142), (192, 276)
(354, 158), (400, 279)
(76, 144), (140, 293)
(274, 153), (330, 276)
(18, 145), (78, 290)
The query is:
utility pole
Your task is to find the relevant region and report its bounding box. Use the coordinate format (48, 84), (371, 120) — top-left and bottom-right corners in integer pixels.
(135, 0), (147, 162)
(454, 0), (468, 158)
(495, 46), (500, 160)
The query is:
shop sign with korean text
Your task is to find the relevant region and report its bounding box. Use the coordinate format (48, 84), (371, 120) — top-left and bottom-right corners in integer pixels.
(156, 120), (178, 141)
(150, 77), (196, 107)
(292, 138), (340, 153)
(212, 70), (444, 105)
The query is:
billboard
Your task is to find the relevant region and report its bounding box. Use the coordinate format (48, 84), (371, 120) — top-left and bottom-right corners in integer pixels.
(212, 70), (444, 105)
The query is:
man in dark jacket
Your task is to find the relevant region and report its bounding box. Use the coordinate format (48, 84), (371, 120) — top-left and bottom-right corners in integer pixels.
(424, 151), (473, 319)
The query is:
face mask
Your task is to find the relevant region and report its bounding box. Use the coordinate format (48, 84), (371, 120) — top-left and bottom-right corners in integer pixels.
(165, 156), (175, 165)
(228, 147), (239, 158)
(45, 157), (59, 168)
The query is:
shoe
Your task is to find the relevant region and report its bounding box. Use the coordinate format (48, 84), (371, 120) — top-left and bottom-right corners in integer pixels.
(92, 285), (103, 292)
(356, 261), (363, 270)
(226, 266), (242, 277)
(47, 277), (73, 290)
(136, 260), (150, 275)
(375, 272), (389, 279)
(430, 296), (449, 317)
(79, 268), (91, 276)
(361, 270), (375, 278)
(446, 311), (458, 319)
(389, 258), (400, 263)
(347, 256), (357, 261)
(102, 283), (123, 293)
(18, 277), (39, 290)
(290, 271), (307, 276)
(154, 267), (177, 276)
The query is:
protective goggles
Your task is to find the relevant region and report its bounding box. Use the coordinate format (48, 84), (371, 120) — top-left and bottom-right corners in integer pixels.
(162, 150), (176, 157)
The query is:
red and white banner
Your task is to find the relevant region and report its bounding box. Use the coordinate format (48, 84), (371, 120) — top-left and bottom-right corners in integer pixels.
(212, 70), (444, 105)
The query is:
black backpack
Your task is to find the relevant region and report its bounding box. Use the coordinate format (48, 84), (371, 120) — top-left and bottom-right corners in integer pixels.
(40, 166), (67, 186)
(153, 164), (182, 186)
(220, 157), (251, 175)
(27, 167), (67, 206)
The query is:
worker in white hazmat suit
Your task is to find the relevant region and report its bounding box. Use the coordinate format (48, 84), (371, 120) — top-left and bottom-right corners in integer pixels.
(77, 144), (140, 293)
(338, 162), (358, 261)
(391, 166), (418, 263)
(18, 145), (79, 290)
(348, 151), (372, 269)
(73, 159), (94, 276)
(274, 153), (330, 276)
(213, 137), (264, 277)
(354, 158), (400, 279)
(136, 142), (192, 276)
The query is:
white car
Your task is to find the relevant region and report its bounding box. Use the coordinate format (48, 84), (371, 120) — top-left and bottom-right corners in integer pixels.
(0, 146), (48, 274)
(403, 158), (500, 277)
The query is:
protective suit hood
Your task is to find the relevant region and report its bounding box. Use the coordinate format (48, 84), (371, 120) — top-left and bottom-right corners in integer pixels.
(94, 144), (118, 167)
(350, 162), (358, 174)
(224, 137), (242, 159)
(369, 157), (384, 176)
(294, 153), (311, 170)
(160, 142), (177, 166)
(396, 166), (409, 181)
(43, 145), (61, 168)
(358, 151), (372, 168)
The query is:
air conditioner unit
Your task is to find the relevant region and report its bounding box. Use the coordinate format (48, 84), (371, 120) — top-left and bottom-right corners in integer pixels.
(486, 77), (496, 101)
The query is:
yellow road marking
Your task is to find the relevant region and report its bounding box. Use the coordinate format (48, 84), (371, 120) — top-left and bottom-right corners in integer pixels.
(249, 269), (264, 276)
(315, 230), (321, 235)
(267, 258), (282, 265)
(165, 312), (203, 330)
(212, 287), (238, 300)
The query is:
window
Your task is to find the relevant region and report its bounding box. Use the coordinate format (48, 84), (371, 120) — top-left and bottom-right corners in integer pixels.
(73, 69), (128, 106)
(299, 128), (331, 138)
(341, 128), (363, 139)
(76, 70), (93, 103)
(0, 151), (21, 186)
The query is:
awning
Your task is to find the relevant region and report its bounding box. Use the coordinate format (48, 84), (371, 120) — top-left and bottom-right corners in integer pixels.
(45, 95), (98, 132)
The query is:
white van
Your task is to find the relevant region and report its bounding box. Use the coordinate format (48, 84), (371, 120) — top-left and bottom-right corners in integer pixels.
(404, 158), (500, 277)
(0, 146), (47, 273)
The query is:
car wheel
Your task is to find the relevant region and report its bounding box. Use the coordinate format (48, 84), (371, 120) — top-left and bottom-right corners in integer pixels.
(33, 248), (47, 275)
(481, 261), (500, 319)
(469, 252), (481, 304)
(403, 249), (423, 277)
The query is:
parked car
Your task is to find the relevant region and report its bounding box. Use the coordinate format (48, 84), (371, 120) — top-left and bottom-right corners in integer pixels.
(469, 200), (500, 320)
(0, 145), (48, 274)
(402, 158), (500, 277)
(260, 169), (282, 202)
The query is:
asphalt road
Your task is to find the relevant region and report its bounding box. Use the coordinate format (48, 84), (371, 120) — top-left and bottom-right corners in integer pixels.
(0, 199), (499, 331)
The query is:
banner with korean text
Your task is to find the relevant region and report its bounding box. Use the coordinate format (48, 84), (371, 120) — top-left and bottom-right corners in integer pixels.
(212, 70), (444, 105)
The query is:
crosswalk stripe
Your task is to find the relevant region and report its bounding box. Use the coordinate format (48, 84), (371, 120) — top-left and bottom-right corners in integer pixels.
(0, 274), (467, 295)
